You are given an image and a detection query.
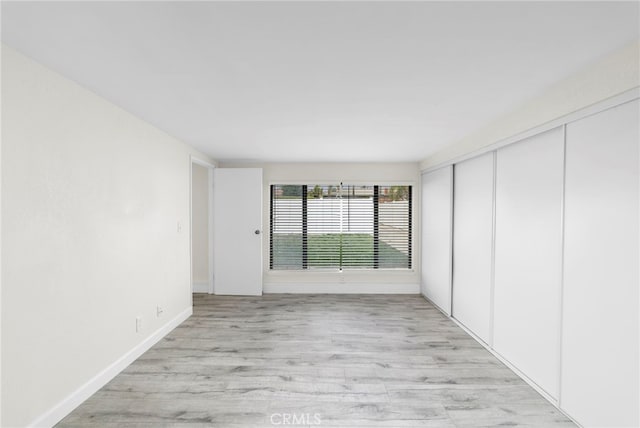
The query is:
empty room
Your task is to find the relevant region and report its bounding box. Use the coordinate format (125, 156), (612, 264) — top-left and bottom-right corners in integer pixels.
(1, 1), (638, 427)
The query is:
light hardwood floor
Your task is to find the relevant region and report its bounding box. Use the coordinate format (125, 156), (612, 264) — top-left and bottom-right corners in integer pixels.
(58, 294), (575, 427)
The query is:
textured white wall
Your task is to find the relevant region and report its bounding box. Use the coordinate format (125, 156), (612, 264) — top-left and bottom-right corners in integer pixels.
(191, 163), (209, 284)
(1, 46), (213, 427)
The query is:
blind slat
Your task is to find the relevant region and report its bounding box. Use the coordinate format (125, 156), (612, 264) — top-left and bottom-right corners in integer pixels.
(270, 184), (411, 270)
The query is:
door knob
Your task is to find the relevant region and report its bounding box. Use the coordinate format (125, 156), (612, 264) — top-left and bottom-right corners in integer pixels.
(254, 230), (261, 235)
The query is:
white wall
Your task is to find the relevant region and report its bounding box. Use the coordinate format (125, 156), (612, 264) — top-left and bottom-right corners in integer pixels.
(191, 163), (209, 289)
(420, 41), (640, 170)
(1, 46), (214, 427)
(420, 166), (453, 314)
(220, 162), (421, 293)
(0, 41), (3, 428)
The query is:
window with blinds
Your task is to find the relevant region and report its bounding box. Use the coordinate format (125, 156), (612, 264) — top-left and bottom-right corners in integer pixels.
(270, 184), (412, 270)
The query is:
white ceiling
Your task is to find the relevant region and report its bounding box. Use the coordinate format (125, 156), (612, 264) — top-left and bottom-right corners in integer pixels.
(2, 1), (638, 163)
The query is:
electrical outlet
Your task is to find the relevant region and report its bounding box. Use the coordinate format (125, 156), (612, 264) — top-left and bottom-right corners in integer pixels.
(177, 221), (183, 233)
(157, 305), (164, 317)
(136, 316), (143, 332)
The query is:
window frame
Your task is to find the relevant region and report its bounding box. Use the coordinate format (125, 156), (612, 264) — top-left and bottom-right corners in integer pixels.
(269, 182), (414, 272)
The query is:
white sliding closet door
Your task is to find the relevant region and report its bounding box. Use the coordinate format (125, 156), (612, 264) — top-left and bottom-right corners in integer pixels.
(421, 166), (453, 315)
(493, 127), (564, 400)
(561, 100), (639, 427)
(452, 152), (494, 343)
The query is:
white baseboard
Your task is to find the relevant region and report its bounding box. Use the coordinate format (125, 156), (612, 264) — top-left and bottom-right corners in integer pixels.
(192, 281), (209, 293)
(263, 282), (420, 294)
(450, 316), (559, 403)
(421, 291), (451, 317)
(29, 307), (193, 428)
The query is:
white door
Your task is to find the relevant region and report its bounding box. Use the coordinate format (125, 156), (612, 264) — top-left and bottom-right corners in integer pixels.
(493, 127), (564, 399)
(561, 99), (639, 427)
(452, 152), (494, 344)
(421, 166), (453, 315)
(213, 168), (263, 295)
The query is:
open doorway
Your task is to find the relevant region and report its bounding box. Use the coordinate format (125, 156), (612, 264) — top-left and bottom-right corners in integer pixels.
(190, 157), (214, 294)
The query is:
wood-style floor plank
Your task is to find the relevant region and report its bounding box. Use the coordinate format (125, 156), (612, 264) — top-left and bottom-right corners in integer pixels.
(57, 294), (575, 427)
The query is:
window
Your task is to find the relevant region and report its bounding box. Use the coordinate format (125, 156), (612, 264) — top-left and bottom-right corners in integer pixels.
(270, 184), (412, 270)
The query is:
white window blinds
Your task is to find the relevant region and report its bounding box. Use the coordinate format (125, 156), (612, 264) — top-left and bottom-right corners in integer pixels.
(270, 184), (412, 270)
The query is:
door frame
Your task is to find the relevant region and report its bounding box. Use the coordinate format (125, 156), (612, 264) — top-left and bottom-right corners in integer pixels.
(190, 155), (216, 294)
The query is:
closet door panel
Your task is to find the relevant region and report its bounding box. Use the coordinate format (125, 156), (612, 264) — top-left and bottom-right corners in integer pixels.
(562, 100), (639, 427)
(421, 166), (453, 315)
(452, 152), (494, 343)
(493, 127), (564, 400)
